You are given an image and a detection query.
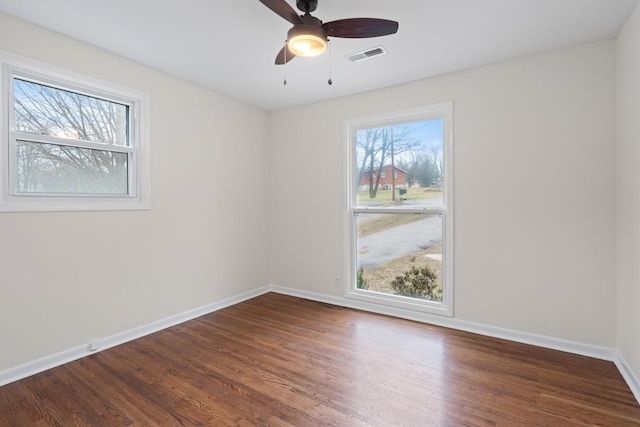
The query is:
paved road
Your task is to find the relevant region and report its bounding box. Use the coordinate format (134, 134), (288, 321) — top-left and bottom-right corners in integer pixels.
(356, 213), (442, 269)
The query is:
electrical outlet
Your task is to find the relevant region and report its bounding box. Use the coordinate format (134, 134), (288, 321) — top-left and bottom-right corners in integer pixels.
(334, 277), (341, 288)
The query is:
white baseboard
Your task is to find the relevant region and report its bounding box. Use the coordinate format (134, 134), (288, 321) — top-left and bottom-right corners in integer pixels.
(0, 286), (270, 387)
(615, 351), (640, 404)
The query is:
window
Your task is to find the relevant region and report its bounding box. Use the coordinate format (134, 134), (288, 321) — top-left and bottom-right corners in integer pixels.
(344, 103), (454, 316)
(1, 51), (150, 212)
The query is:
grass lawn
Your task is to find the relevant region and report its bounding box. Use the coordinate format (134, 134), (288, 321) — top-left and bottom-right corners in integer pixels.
(356, 188), (442, 238)
(357, 214), (426, 238)
(357, 187), (442, 205)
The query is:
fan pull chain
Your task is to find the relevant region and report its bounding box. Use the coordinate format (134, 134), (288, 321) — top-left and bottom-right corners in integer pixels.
(327, 40), (333, 85)
(283, 40), (288, 85)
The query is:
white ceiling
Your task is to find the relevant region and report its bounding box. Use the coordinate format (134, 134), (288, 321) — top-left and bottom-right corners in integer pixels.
(0, 0), (637, 112)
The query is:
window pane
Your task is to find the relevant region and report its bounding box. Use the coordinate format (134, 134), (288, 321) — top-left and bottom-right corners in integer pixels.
(356, 213), (443, 302)
(16, 140), (128, 195)
(355, 120), (443, 209)
(13, 79), (129, 146)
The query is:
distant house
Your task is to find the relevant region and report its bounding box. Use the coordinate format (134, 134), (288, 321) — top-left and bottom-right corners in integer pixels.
(359, 165), (407, 192)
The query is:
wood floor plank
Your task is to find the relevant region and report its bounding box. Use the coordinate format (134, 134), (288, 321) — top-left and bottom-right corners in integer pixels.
(1, 293), (639, 426)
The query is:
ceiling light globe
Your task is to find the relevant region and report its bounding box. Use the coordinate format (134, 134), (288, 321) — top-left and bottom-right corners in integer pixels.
(287, 25), (327, 57)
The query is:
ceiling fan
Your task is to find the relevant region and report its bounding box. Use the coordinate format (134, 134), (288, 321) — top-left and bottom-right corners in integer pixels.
(259, 0), (399, 64)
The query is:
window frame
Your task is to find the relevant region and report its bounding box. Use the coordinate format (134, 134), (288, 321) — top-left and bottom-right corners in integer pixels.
(343, 102), (454, 316)
(0, 50), (150, 212)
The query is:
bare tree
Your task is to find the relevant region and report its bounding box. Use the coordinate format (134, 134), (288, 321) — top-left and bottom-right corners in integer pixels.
(13, 78), (128, 194)
(431, 146), (443, 179)
(356, 125), (419, 198)
(398, 146), (443, 189)
(355, 127), (384, 198)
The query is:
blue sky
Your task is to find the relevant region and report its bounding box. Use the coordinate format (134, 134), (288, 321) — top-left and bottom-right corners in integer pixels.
(404, 118), (443, 150)
(355, 117), (444, 167)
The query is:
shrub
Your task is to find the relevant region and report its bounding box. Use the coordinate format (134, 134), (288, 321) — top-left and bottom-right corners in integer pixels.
(357, 264), (369, 289)
(390, 265), (441, 300)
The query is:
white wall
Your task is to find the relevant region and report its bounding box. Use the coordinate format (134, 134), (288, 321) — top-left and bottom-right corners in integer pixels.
(269, 40), (617, 347)
(617, 3), (640, 383)
(0, 13), (270, 371)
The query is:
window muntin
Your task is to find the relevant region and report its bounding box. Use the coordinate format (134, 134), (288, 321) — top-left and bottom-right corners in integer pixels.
(0, 51), (150, 211)
(345, 103), (453, 316)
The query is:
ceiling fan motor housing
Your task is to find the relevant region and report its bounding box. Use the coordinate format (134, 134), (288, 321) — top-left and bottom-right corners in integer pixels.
(297, 0), (318, 13)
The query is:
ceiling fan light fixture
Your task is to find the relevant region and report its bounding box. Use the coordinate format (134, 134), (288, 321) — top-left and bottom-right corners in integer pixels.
(287, 25), (327, 57)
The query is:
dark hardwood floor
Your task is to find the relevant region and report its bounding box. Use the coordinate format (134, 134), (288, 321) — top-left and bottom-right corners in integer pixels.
(1, 293), (639, 426)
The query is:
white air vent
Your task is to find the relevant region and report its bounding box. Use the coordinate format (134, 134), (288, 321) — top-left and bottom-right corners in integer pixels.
(346, 46), (387, 63)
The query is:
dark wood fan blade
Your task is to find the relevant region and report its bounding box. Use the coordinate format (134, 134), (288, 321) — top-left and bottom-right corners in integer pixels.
(275, 45), (297, 64)
(259, 0), (302, 25)
(323, 18), (398, 38)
